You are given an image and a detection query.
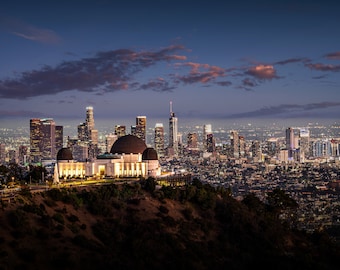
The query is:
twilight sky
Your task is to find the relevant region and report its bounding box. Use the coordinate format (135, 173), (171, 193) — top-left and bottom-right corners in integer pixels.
(1, 0), (340, 126)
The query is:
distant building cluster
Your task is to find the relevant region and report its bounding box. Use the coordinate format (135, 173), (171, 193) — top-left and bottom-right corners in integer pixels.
(1, 102), (340, 183)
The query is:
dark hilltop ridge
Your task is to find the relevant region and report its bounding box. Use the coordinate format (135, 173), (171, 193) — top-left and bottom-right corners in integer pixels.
(0, 178), (339, 270)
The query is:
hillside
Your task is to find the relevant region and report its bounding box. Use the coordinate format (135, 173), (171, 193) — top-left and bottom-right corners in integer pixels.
(0, 179), (339, 270)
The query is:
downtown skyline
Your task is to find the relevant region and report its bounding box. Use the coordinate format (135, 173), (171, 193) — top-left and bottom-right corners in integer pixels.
(1, 0), (340, 128)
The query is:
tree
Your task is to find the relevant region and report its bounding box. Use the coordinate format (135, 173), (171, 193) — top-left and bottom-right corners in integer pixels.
(266, 188), (298, 227)
(141, 177), (156, 193)
(26, 165), (47, 183)
(242, 192), (266, 215)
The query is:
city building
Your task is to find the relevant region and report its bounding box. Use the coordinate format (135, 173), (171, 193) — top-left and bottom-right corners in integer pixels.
(187, 132), (198, 150)
(299, 128), (310, 162)
(230, 130), (240, 158)
(168, 101), (178, 156)
(206, 133), (216, 153)
(203, 124), (212, 151)
(76, 106), (99, 160)
(0, 144), (5, 164)
(30, 118), (61, 163)
(134, 116), (147, 142)
(55, 125), (64, 153)
(154, 123), (165, 157)
(115, 125), (126, 138)
(105, 133), (118, 153)
(286, 127), (295, 159)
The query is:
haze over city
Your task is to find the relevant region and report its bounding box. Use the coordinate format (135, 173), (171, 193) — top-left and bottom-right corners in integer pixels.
(1, 0), (340, 130)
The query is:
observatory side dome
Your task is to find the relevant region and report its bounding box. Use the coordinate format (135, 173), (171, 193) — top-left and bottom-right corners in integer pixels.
(142, 147), (158, 160)
(57, 148), (73, 160)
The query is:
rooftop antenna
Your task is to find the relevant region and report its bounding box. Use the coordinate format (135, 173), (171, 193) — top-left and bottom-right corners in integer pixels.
(170, 101), (172, 113)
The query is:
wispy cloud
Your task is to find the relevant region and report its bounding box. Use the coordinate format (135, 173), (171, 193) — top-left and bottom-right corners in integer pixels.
(0, 110), (44, 118)
(274, 57), (309, 65)
(227, 102), (340, 118)
(305, 63), (340, 72)
(1, 17), (61, 44)
(324, 51), (340, 60)
(139, 77), (175, 92)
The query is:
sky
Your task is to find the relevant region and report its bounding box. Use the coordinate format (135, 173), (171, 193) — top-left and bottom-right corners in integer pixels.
(1, 0), (340, 129)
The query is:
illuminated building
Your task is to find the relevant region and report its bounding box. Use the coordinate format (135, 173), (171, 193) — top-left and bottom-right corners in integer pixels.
(105, 133), (118, 153)
(56, 135), (161, 179)
(299, 128), (310, 162)
(187, 132), (198, 149)
(168, 101), (178, 156)
(154, 123), (165, 157)
(77, 106), (99, 160)
(207, 133), (216, 153)
(286, 127), (295, 159)
(115, 125), (126, 138)
(135, 116), (147, 142)
(230, 130), (239, 158)
(30, 118), (61, 163)
(203, 124), (212, 151)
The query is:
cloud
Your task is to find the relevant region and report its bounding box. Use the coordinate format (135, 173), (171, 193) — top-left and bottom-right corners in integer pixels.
(305, 63), (340, 72)
(215, 81), (232, 87)
(139, 77), (175, 92)
(245, 65), (278, 80)
(0, 45), (187, 99)
(1, 17), (61, 44)
(227, 102), (340, 118)
(175, 62), (226, 84)
(242, 78), (257, 87)
(0, 110), (44, 118)
(274, 58), (309, 65)
(324, 51), (340, 60)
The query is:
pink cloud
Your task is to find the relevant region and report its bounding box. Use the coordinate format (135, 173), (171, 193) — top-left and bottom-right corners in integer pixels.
(175, 62), (226, 84)
(245, 65), (278, 80)
(324, 52), (340, 60)
(305, 63), (340, 72)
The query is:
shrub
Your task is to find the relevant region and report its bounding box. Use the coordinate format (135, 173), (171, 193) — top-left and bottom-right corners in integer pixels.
(159, 205), (169, 214)
(52, 213), (65, 225)
(67, 214), (79, 223)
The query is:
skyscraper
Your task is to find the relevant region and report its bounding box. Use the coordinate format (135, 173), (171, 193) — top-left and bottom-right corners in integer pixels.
(30, 118), (59, 163)
(0, 143), (5, 164)
(187, 132), (198, 150)
(106, 133), (118, 152)
(286, 127), (295, 150)
(77, 106), (99, 160)
(206, 133), (216, 153)
(286, 127), (295, 159)
(55, 125), (63, 153)
(88, 106), (98, 145)
(251, 140), (262, 161)
(154, 123), (165, 157)
(299, 128), (310, 162)
(168, 101), (178, 156)
(230, 130), (239, 158)
(18, 145), (28, 165)
(135, 116), (147, 142)
(115, 125), (126, 138)
(86, 106), (95, 140)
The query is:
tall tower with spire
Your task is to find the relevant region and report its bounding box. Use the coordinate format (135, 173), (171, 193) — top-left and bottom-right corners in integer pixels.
(85, 106), (96, 143)
(168, 101), (178, 156)
(76, 106), (98, 160)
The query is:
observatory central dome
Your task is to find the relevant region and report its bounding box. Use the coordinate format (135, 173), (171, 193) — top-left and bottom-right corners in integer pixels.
(110, 135), (147, 154)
